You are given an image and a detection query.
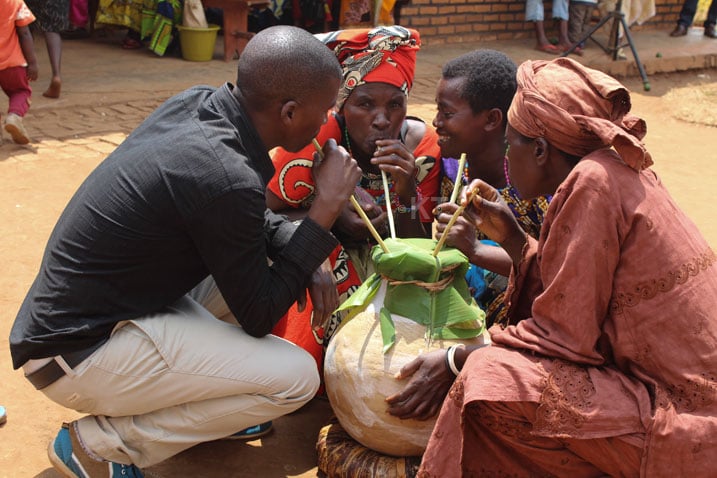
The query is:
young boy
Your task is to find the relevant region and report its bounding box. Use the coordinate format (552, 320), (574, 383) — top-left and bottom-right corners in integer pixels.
(1, 0), (38, 145)
(568, 0), (599, 52)
(432, 49), (551, 327)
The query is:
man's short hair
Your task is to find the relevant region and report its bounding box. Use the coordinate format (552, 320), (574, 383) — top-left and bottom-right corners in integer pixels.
(237, 26), (342, 110)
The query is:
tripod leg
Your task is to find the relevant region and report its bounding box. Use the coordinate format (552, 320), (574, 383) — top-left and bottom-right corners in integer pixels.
(619, 17), (651, 91)
(561, 14), (615, 57)
(609, 13), (622, 60)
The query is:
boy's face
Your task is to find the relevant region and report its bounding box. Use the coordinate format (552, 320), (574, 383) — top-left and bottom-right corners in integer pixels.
(432, 77), (486, 159)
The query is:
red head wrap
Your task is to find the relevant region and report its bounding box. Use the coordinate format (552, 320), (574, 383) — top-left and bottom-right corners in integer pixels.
(315, 26), (420, 110)
(507, 57), (652, 171)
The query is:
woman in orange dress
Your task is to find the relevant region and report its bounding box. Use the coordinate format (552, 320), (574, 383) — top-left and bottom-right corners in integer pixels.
(267, 26), (441, 375)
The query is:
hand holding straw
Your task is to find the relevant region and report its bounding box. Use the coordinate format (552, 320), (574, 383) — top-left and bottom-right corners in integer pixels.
(432, 186), (480, 257)
(312, 139), (389, 253)
(381, 170), (396, 239)
(350, 196), (390, 253)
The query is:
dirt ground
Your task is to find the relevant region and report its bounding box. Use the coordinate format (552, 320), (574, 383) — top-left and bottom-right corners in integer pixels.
(0, 29), (716, 478)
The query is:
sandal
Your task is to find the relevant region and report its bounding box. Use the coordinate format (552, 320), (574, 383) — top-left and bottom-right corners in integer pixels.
(121, 37), (142, 49)
(535, 44), (560, 55)
(561, 45), (584, 56)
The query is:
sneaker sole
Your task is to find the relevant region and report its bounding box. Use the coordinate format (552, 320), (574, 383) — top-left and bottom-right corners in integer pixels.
(223, 424), (274, 440)
(4, 123), (29, 145)
(47, 438), (81, 478)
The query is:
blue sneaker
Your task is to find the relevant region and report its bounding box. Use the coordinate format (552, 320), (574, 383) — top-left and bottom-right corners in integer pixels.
(224, 421), (273, 440)
(0, 405), (6, 425)
(48, 422), (144, 477)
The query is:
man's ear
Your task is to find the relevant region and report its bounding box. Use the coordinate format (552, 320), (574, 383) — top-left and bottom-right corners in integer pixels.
(280, 100), (298, 126)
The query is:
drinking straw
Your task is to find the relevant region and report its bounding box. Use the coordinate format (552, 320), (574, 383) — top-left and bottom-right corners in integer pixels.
(381, 170), (396, 239)
(449, 153), (467, 204)
(432, 187), (480, 257)
(312, 139), (389, 253)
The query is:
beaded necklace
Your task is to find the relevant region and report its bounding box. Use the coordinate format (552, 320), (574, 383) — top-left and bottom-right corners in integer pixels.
(503, 156), (511, 187)
(461, 147), (512, 188)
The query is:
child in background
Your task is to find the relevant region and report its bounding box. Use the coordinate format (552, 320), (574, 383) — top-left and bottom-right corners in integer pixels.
(1, 0), (38, 145)
(568, 0), (599, 53)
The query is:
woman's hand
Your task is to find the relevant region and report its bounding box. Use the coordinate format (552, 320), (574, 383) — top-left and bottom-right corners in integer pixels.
(461, 180), (515, 243)
(462, 179), (527, 264)
(372, 139), (417, 206)
(385, 349), (455, 421)
(332, 186), (387, 246)
(434, 202), (480, 258)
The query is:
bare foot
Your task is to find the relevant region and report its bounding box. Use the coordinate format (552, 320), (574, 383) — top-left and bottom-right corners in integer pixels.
(43, 77), (61, 99)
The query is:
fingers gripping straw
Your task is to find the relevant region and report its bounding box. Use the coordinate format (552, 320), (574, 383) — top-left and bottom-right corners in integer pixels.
(312, 139), (390, 253)
(432, 186), (480, 257)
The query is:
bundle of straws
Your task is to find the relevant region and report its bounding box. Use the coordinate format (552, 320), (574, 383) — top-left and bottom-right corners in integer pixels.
(311, 140), (477, 256)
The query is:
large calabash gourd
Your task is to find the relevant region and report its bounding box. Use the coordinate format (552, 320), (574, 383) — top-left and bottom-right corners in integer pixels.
(323, 238), (487, 457)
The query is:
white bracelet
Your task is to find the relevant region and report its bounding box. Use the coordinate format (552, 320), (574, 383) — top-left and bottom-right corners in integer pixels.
(446, 344), (462, 376)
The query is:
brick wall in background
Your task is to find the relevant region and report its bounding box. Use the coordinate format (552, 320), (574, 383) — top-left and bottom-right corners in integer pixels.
(397, 0), (686, 45)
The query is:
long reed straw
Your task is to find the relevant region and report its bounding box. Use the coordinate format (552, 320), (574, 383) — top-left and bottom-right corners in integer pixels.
(381, 170), (396, 239)
(312, 139), (389, 253)
(432, 186), (479, 257)
(449, 153), (467, 204)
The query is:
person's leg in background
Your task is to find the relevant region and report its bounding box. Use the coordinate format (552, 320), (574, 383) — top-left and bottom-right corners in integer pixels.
(670, 0), (697, 36)
(40, 279), (319, 471)
(552, 0), (572, 51)
(43, 31), (62, 98)
(704, 0), (717, 37)
(1, 66), (33, 144)
(25, 0), (68, 98)
(62, 0), (91, 39)
(568, 3), (588, 46)
(526, 0), (559, 53)
(567, 1), (596, 54)
(69, 0), (89, 30)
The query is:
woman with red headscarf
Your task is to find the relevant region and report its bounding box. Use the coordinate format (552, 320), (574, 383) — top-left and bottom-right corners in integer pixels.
(267, 25), (441, 379)
(386, 57), (717, 476)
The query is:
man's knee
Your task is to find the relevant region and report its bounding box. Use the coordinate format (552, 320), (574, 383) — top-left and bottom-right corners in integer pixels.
(274, 347), (321, 402)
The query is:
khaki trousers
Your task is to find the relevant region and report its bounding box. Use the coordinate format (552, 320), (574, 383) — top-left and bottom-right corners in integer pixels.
(40, 277), (320, 467)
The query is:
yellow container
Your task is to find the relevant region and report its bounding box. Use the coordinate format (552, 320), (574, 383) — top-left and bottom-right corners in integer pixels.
(177, 24), (220, 62)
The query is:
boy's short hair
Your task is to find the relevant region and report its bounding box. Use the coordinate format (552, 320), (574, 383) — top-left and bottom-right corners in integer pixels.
(441, 50), (517, 122)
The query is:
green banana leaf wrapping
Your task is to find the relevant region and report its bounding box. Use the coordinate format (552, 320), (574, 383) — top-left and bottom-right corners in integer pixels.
(335, 238), (486, 353)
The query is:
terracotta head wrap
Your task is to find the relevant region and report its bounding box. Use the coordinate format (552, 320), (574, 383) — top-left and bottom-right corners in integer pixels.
(507, 57), (652, 171)
(315, 26), (420, 110)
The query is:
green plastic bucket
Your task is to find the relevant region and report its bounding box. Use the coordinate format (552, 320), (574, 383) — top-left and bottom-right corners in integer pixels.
(177, 24), (220, 62)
